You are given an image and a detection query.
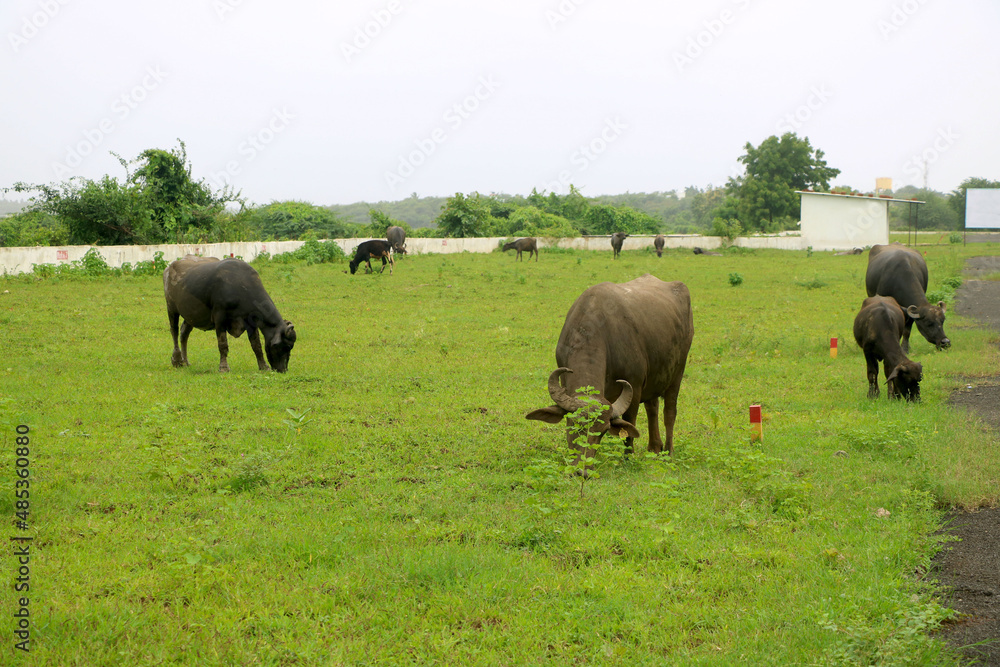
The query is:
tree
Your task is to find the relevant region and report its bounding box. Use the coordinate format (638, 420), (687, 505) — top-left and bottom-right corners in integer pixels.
(244, 201), (356, 240)
(435, 192), (497, 237)
(728, 133), (840, 231)
(950, 177), (1000, 224)
(9, 140), (242, 244)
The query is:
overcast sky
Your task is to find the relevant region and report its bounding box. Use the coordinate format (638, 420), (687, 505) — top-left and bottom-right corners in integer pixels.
(2, 0), (998, 207)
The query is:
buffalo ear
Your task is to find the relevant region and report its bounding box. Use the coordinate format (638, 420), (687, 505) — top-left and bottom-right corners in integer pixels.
(937, 300), (946, 313)
(610, 418), (641, 439)
(283, 321), (296, 343)
(906, 304), (922, 319)
(526, 406), (567, 424)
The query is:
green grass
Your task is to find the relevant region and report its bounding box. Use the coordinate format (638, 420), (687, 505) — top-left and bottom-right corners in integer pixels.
(2, 244), (999, 665)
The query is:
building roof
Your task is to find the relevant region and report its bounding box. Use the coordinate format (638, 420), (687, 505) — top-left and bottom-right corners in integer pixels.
(796, 191), (925, 205)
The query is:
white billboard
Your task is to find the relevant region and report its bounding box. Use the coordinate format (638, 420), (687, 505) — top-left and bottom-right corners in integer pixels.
(966, 189), (1000, 229)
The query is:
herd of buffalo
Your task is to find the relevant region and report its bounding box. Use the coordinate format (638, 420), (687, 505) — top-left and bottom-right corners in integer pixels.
(162, 234), (949, 460)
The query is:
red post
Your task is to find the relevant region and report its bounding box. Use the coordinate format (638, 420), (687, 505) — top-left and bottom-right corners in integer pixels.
(830, 336), (838, 359)
(750, 404), (762, 443)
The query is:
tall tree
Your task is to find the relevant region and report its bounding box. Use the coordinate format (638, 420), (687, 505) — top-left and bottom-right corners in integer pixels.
(728, 133), (840, 231)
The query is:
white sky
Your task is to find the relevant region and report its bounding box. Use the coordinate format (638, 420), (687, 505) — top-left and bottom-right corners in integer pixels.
(2, 0), (998, 206)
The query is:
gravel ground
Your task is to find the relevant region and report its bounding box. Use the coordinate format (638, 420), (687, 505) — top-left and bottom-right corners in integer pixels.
(933, 254), (1000, 665)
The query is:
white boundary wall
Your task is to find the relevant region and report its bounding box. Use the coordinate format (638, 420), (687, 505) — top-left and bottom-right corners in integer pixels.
(0, 234), (807, 276)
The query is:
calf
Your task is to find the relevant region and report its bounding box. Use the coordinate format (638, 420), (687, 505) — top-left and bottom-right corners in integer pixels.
(350, 240), (394, 275)
(853, 295), (922, 401)
(654, 234), (665, 257)
(611, 232), (628, 258)
(502, 237), (538, 261)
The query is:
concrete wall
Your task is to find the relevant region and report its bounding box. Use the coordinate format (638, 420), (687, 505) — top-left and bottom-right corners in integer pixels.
(799, 193), (890, 250)
(0, 233), (808, 276)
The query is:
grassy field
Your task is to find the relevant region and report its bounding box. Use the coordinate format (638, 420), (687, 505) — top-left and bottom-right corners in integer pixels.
(2, 243), (999, 665)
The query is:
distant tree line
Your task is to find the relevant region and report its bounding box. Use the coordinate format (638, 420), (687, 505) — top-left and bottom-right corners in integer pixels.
(2, 136), (997, 247)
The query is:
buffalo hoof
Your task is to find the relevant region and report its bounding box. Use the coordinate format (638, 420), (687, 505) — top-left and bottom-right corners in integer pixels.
(218, 365), (230, 373)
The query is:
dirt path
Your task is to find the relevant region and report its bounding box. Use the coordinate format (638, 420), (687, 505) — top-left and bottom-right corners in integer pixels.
(934, 255), (1000, 665)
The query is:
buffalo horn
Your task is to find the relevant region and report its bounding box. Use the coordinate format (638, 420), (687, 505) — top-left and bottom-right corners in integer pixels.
(608, 380), (633, 418)
(547, 368), (586, 413)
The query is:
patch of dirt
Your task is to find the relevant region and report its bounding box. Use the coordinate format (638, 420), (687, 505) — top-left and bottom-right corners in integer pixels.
(934, 255), (1000, 664)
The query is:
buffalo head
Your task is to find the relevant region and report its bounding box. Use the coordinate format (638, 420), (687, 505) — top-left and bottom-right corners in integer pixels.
(906, 302), (950, 350)
(526, 368), (640, 449)
(886, 360), (922, 402)
(266, 320), (296, 373)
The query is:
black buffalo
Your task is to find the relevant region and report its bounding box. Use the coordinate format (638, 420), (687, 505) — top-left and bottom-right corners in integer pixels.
(502, 237), (538, 261)
(526, 274), (694, 460)
(853, 295), (922, 401)
(611, 232), (628, 258)
(692, 247), (721, 256)
(164, 256), (296, 373)
(865, 243), (950, 352)
(654, 234), (665, 257)
(386, 226), (407, 255)
(350, 240), (394, 275)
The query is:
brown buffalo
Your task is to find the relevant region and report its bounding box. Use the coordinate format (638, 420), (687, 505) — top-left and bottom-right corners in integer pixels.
(865, 243), (950, 352)
(611, 232), (628, 258)
(853, 295), (922, 401)
(502, 237), (538, 261)
(526, 274), (694, 461)
(654, 234), (665, 257)
(386, 226), (407, 255)
(164, 256), (296, 373)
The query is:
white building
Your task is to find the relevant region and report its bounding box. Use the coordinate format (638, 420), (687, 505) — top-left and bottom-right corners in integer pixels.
(797, 191), (923, 251)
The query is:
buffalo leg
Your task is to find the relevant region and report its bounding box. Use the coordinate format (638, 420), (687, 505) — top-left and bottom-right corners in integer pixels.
(168, 309), (184, 367)
(901, 317), (913, 354)
(865, 351), (881, 398)
(177, 320), (193, 367)
(215, 325), (230, 373)
(247, 327), (269, 371)
(662, 374), (685, 455)
(883, 360), (898, 399)
(645, 398), (664, 454)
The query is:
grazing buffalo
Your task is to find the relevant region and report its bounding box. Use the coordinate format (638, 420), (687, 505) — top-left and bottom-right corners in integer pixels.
(164, 256), (296, 373)
(865, 243), (950, 352)
(386, 226), (407, 255)
(526, 274), (694, 461)
(502, 237), (538, 262)
(654, 234), (665, 257)
(853, 296), (922, 401)
(611, 232), (628, 258)
(350, 240), (394, 275)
